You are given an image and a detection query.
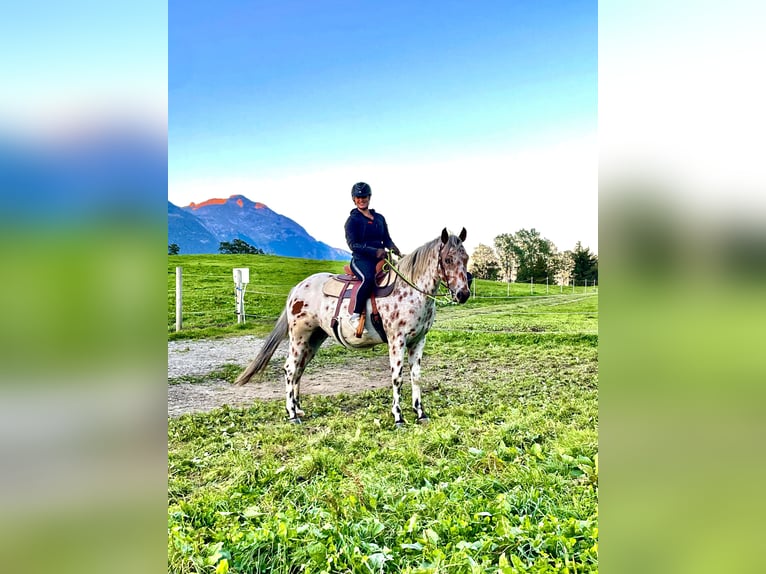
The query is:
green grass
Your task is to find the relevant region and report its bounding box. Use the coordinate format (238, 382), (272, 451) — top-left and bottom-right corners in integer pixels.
(168, 254), (597, 341)
(168, 342), (597, 573)
(168, 256), (598, 572)
(168, 254), (347, 339)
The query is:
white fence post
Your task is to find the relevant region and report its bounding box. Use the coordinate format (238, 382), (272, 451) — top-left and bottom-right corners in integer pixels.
(233, 268), (250, 324)
(235, 269), (244, 324)
(175, 266), (182, 332)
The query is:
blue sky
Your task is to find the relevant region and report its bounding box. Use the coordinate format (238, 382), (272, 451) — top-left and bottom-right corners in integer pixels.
(170, 1), (597, 255)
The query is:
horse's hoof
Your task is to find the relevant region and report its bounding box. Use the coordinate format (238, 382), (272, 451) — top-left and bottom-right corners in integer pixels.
(417, 416), (430, 424)
(289, 417), (302, 425)
(395, 421), (406, 429)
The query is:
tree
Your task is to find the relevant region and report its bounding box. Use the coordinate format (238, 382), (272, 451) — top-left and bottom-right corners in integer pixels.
(493, 234), (517, 283)
(168, 243), (180, 255)
(503, 228), (556, 283)
(469, 244), (500, 280)
(218, 239), (264, 255)
(572, 242), (598, 282)
(552, 250), (575, 286)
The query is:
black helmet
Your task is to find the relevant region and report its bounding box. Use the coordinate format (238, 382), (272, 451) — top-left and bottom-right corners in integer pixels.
(351, 182), (372, 198)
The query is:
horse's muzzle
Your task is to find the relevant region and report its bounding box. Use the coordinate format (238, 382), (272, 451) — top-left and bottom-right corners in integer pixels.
(455, 289), (470, 304)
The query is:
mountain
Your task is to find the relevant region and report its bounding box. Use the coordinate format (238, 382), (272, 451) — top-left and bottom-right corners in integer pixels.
(168, 195), (350, 260)
(167, 202), (219, 254)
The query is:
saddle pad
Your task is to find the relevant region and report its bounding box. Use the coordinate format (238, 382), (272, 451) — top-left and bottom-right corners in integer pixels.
(322, 277), (349, 298)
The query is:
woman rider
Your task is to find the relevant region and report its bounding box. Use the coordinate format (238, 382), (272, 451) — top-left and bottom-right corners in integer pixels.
(344, 182), (401, 336)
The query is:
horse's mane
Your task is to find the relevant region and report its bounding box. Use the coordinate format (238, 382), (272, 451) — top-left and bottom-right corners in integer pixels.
(397, 233), (463, 283)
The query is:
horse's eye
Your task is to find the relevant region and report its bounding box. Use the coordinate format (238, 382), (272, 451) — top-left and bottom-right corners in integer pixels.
(445, 257), (453, 265)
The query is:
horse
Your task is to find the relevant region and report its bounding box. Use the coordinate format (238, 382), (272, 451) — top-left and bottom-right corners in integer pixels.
(234, 227), (471, 426)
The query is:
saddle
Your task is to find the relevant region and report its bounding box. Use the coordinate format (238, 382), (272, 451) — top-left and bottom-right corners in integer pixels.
(322, 260), (396, 304)
(323, 260), (397, 340)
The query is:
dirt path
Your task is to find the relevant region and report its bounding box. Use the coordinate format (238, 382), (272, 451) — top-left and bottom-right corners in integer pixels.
(168, 336), (392, 417)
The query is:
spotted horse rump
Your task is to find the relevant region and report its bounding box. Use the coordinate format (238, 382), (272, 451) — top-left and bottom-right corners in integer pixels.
(234, 227), (471, 426)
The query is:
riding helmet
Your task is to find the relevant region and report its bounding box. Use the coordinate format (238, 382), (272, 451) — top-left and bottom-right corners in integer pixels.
(351, 182), (372, 198)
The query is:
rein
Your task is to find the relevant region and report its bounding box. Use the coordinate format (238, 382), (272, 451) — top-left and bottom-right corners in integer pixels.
(385, 249), (452, 303)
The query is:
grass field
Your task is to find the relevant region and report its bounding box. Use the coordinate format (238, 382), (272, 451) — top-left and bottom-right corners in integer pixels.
(168, 254), (598, 573)
(167, 254), (597, 339)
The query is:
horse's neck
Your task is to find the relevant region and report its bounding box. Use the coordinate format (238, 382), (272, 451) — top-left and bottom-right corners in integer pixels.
(404, 247), (441, 296)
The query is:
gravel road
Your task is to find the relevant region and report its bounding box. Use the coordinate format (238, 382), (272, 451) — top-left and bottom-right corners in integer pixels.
(168, 335), (391, 418)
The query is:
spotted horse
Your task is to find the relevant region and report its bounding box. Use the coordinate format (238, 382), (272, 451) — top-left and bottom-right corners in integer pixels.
(234, 228), (472, 426)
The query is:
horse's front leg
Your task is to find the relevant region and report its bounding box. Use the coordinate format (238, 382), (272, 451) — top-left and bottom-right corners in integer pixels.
(408, 338), (428, 422)
(388, 336), (407, 426)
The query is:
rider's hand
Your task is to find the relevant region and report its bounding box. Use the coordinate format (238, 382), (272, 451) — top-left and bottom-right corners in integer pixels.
(392, 247), (402, 257)
(375, 248), (387, 260)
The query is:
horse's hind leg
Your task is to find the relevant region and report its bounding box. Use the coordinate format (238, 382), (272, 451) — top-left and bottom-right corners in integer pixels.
(408, 338), (429, 422)
(388, 335), (407, 426)
(284, 329), (327, 422)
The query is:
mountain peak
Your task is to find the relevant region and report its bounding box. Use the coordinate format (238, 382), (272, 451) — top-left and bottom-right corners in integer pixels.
(187, 197), (227, 209)
(187, 195), (271, 211)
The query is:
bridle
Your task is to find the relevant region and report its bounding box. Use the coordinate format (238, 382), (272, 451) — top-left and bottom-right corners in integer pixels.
(385, 243), (458, 303)
(437, 243), (459, 300)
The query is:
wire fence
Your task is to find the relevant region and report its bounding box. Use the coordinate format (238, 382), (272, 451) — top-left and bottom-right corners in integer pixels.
(469, 277), (599, 298)
(168, 266), (598, 334)
(166, 278), (598, 300)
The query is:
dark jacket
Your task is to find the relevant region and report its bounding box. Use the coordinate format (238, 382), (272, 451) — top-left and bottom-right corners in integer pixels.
(344, 208), (398, 261)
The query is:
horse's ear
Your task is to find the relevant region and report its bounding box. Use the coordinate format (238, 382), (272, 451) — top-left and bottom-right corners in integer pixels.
(459, 227), (467, 242)
(441, 228), (449, 244)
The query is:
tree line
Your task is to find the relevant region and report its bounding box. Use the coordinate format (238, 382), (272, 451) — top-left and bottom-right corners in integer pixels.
(469, 228), (598, 285)
(168, 232), (597, 286)
(168, 239), (265, 255)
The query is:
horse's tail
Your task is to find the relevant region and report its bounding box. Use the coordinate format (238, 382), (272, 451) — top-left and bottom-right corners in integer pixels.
(234, 309), (289, 386)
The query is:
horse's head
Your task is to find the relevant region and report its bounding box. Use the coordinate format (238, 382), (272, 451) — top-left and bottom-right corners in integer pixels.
(438, 227), (471, 304)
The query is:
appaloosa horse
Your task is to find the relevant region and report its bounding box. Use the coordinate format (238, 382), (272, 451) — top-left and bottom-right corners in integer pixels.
(235, 228), (471, 426)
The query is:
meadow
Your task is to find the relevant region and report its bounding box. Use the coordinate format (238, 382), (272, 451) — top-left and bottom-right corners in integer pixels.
(168, 254), (598, 573)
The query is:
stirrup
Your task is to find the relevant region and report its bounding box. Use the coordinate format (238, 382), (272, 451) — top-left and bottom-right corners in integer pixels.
(354, 311), (366, 338)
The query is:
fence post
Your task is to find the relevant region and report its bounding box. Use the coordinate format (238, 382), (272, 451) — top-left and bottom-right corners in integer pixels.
(531, 277), (534, 295)
(175, 266), (182, 332)
(235, 269), (244, 324)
